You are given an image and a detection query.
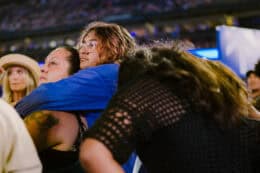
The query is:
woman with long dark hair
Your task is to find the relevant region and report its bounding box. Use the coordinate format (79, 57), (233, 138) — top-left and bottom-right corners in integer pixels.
(80, 46), (260, 173)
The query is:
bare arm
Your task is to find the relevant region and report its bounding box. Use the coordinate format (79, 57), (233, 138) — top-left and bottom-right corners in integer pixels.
(24, 111), (59, 151)
(80, 138), (124, 173)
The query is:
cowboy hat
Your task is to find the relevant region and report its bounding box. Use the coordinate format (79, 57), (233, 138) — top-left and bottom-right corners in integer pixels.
(0, 53), (41, 84)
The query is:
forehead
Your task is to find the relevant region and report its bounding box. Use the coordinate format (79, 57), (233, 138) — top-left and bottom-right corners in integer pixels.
(46, 48), (71, 61)
(248, 73), (259, 79)
(7, 65), (26, 71)
(82, 30), (100, 42)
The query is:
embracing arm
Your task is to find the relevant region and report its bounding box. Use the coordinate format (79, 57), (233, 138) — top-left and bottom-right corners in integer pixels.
(15, 64), (119, 117)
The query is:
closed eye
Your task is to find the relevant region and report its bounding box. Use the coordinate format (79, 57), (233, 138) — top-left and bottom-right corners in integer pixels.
(48, 61), (58, 66)
(17, 70), (24, 74)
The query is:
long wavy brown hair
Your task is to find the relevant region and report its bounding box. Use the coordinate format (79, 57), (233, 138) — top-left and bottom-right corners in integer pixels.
(119, 46), (248, 128)
(77, 21), (136, 64)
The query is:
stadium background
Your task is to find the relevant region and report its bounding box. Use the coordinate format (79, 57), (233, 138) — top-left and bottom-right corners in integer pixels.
(0, 0), (259, 63)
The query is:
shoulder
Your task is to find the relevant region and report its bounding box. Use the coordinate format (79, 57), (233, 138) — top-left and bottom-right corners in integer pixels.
(0, 99), (20, 125)
(81, 64), (119, 74)
(0, 99), (42, 172)
(0, 99), (32, 140)
(76, 64), (119, 80)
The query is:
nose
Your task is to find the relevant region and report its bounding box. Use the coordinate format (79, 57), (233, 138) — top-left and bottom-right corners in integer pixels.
(9, 72), (18, 79)
(41, 64), (47, 73)
(9, 71), (20, 81)
(79, 47), (90, 58)
(78, 45), (88, 53)
(78, 43), (85, 51)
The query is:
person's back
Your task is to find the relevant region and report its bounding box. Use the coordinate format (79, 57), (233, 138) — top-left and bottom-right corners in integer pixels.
(0, 99), (42, 173)
(89, 75), (260, 172)
(80, 47), (260, 173)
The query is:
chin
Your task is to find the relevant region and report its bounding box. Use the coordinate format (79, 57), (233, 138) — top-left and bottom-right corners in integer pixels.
(39, 80), (47, 84)
(80, 64), (89, 69)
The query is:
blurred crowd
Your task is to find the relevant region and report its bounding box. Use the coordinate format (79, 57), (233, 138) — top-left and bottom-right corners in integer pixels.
(0, 0), (213, 31)
(1, 21), (260, 173)
(1, 0), (248, 58)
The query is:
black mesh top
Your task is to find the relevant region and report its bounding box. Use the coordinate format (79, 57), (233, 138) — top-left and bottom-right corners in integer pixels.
(87, 76), (260, 173)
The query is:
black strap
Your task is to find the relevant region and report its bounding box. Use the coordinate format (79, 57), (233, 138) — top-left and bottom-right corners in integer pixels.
(72, 112), (88, 151)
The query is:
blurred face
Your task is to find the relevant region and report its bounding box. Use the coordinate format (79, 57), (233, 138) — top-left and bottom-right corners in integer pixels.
(8, 66), (27, 92)
(247, 73), (260, 99)
(78, 31), (102, 69)
(40, 48), (71, 84)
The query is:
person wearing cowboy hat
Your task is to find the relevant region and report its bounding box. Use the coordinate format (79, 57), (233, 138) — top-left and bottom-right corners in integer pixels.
(0, 53), (40, 106)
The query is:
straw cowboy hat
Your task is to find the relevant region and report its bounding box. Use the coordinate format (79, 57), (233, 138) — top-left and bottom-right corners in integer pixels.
(0, 53), (41, 84)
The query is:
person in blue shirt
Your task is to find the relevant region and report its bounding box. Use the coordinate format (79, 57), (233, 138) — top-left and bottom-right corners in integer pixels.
(15, 21), (136, 173)
(16, 21), (135, 125)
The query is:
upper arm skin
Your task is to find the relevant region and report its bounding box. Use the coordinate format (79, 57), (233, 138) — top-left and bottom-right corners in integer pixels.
(24, 110), (87, 151)
(80, 138), (124, 173)
(24, 111), (59, 151)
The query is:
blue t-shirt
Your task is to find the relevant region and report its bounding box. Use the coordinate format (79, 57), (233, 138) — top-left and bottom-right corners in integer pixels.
(15, 64), (118, 116)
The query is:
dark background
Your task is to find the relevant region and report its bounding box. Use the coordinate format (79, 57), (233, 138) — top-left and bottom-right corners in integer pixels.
(0, 0), (259, 62)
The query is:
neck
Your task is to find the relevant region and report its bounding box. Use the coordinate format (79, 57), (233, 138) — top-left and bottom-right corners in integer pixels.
(12, 91), (26, 103)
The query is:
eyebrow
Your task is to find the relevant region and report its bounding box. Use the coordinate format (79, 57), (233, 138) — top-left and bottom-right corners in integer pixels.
(46, 56), (58, 61)
(83, 38), (98, 42)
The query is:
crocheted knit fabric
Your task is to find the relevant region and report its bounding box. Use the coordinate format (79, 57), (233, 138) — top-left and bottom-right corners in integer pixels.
(87, 76), (260, 173)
